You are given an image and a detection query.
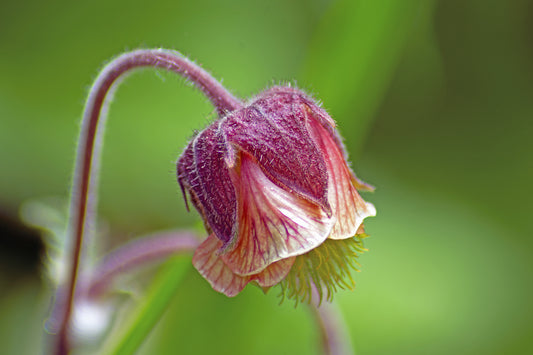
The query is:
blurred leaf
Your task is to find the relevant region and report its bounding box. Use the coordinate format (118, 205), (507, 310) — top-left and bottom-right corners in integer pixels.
(100, 256), (191, 355)
(147, 273), (320, 355)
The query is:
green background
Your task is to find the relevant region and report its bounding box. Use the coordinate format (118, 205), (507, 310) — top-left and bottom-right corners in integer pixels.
(1, 0), (532, 354)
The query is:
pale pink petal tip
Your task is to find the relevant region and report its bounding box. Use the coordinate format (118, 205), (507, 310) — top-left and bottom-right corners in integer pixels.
(192, 234), (247, 297)
(193, 234), (295, 297)
(308, 115), (376, 240)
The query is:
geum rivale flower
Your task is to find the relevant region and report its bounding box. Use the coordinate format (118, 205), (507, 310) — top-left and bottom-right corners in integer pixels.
(177, 86), (376, 303)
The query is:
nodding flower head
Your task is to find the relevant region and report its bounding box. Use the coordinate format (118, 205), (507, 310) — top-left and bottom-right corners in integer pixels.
(177, 86), (376, 304)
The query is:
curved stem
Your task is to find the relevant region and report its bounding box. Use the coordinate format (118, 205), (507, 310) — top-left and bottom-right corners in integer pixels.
(311, 287), (354, 355)
(46, 231), (199, 337)
(86, 230), (199, 299)
(56, 49), (243, 354)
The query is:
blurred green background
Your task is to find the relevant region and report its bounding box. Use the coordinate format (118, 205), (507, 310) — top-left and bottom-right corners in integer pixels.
(1, 0), (532, 354)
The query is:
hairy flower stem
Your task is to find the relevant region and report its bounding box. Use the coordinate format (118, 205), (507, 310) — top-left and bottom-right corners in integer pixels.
(310, 286), (354, 355)
(55, 49), (242, 355)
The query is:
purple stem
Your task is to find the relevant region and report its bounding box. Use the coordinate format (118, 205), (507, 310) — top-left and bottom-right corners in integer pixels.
(47, 230), (200, 335)
(56, 49), (243, 355)
(86, 230), (199, 299)
(311, 287), (355, 355)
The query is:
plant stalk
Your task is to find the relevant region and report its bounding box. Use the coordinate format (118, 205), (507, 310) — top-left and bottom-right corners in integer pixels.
(55, 49), (242, 354)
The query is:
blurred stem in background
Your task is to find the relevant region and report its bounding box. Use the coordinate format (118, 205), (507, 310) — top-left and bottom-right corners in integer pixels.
(311, 285), (355, 355)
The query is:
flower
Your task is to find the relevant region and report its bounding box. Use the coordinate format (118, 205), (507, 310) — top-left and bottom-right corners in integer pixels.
(177, 86), (376, 303)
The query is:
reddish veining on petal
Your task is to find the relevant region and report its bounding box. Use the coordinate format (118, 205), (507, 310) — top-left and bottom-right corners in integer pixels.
(192, 234), (295, 297)
(306, 110), (376, 240)
(221, 152), (334, 276)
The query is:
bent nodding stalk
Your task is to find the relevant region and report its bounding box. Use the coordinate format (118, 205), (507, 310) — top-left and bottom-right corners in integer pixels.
(55, 49), (242, 355)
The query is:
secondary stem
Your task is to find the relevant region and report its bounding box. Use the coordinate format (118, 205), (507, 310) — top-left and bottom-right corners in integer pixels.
(86, 230), (199, 299)
(56, 49), (243, 354)
(311, 287), (354, 355)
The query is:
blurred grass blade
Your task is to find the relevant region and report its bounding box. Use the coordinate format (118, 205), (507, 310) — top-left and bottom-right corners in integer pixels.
(302, 0), (432, 155)
(101, 256), (191, 355)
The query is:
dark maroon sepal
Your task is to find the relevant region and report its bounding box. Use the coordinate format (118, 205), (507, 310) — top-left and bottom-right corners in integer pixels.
(221, 88), (331, 214)
(177, 122), (237, 244)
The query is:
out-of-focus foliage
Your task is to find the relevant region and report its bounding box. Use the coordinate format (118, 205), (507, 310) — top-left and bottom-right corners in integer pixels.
(0, 0), (532, 354)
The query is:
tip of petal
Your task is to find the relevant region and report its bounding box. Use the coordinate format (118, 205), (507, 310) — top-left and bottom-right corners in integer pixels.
(193, 234), (295, 298)
(365, 201), (377, 218)
(193, 235), (248, 297)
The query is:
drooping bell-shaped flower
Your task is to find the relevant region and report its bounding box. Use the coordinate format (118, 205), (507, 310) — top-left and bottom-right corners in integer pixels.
(177, 86), (376, 303)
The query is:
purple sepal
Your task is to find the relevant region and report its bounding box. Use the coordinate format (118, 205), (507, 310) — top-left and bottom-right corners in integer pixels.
(177, 86), (339, 246)
(177, 122), (237, 244)
(222, 88), (331, 214)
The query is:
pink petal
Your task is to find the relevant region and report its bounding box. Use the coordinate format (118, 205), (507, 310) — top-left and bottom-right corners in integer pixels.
(251, 255), (295, 287)
(192, 234), (294, 297)
(221, 152), (335, 276)
(307, 115), (376, 240)
(192, 234), (247, 297)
